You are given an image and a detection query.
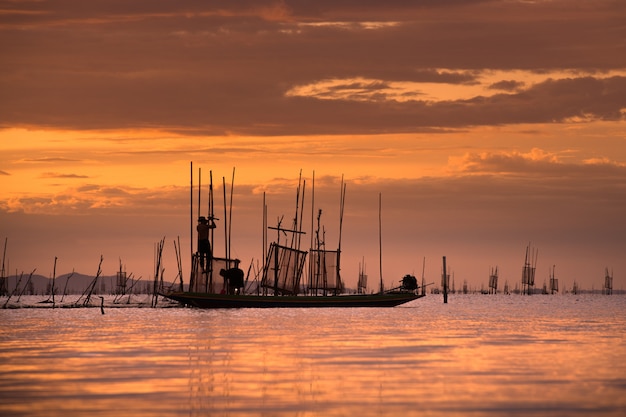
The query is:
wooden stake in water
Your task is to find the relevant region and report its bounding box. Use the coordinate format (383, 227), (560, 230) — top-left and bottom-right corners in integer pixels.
(443, 256), (448, 304)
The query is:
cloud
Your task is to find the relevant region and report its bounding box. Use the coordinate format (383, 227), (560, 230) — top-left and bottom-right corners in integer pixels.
(22, 157), (82, 163)
(1, 183), (184, 214)
(2, 1), (625, 133)
(0, 170), (9, 175)
(488, 80), (525, 92)
(450, 148), (626, 178)
(40, 172), (89, 179)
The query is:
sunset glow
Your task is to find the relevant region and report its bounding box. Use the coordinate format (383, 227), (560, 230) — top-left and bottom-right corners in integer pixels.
(1, 0), (625, 291)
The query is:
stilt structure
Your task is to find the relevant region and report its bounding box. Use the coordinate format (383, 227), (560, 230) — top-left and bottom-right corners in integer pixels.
(549, 265), (559, 294)
(357, 258), (368, 294)
(116, 260), (127, 296)
(521, 243), (537, 295)
(604, 267), (613, 295)
(488, 266), (498, 294)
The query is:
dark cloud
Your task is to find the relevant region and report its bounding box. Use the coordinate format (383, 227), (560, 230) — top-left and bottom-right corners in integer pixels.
(488, 80), (524, 92)
(1, 0), (625, 132)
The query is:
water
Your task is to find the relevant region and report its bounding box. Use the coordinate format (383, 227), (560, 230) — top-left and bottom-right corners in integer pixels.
(1, 294), (625, 416)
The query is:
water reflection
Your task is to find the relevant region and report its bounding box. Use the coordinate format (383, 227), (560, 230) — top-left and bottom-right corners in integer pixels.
(1, 295), (625, 416)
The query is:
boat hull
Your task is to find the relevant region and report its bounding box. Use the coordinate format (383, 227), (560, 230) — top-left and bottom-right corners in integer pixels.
(161, 292), (423, 308)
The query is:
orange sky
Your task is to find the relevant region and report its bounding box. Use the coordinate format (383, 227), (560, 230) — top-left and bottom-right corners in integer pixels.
(1, 0), (625, 291)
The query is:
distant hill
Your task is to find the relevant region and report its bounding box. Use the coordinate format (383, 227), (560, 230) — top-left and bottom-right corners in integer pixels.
(1, 272), (177, 296)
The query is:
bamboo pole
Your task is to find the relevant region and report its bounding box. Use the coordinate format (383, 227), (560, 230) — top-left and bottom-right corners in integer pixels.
(262, 191), (266, 291)
(223, 176), (228, 263)
(443, 256), (448, 303)
(175, 236), (183, 291)
(378, 193), (383, 294)
(16, 269), (36, 303)
(229, 167), (235, 264)
(198, 167), (202, 221)
(51, 256), (57, 308)
(310, 171), (315, 294)
(60, 269), (74, 302)
(209, 170), (214, 291)
(79, 255), (103, 307)
(190, 161), (193, 270)
(3, 271), (24, 308)
(337, 177), (346, 290)
(1, 237), (7, 278)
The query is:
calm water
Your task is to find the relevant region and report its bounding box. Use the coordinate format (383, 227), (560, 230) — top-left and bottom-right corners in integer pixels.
(1, 294), (625, 417)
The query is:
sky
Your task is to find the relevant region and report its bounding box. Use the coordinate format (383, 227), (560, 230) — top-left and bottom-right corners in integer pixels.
(1, 0), (625, 292)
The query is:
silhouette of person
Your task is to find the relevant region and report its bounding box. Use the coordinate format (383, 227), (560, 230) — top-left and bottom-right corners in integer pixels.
(220, 267), (245, 295)
(197, 216), (216, 272)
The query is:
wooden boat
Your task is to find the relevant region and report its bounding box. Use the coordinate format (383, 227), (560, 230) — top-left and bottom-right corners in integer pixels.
(162, 291), (423, 309)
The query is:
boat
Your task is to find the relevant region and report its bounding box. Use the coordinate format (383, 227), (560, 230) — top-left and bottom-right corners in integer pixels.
(159, 166), (425, 309)
(162, 291), (422, 309)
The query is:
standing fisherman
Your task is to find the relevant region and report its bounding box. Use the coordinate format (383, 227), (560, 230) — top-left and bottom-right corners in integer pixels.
(197, 216), (216, 272)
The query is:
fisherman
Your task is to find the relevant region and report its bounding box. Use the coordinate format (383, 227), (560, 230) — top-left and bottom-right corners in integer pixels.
(197, 216), (216, 272)
(220, 267), (245, 295)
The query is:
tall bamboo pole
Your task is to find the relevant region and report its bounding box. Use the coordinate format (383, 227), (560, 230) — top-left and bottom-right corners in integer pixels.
(209, 170), (214, 291)
(190, 161), (193, 269)
(229, 167), (235, 264)
(378, 193), (383, 293)
(51, 256), (57, 308)
(198, 167), (201, 221)
(223, 176), (228, 264)
(337, 176), (346, 289)
(309, 171), (315, 295)
(263, 191), (266, 280)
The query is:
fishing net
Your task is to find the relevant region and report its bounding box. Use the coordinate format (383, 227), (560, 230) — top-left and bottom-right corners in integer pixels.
(261, 243), (307, 295)
(308, 249), (342, 292)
